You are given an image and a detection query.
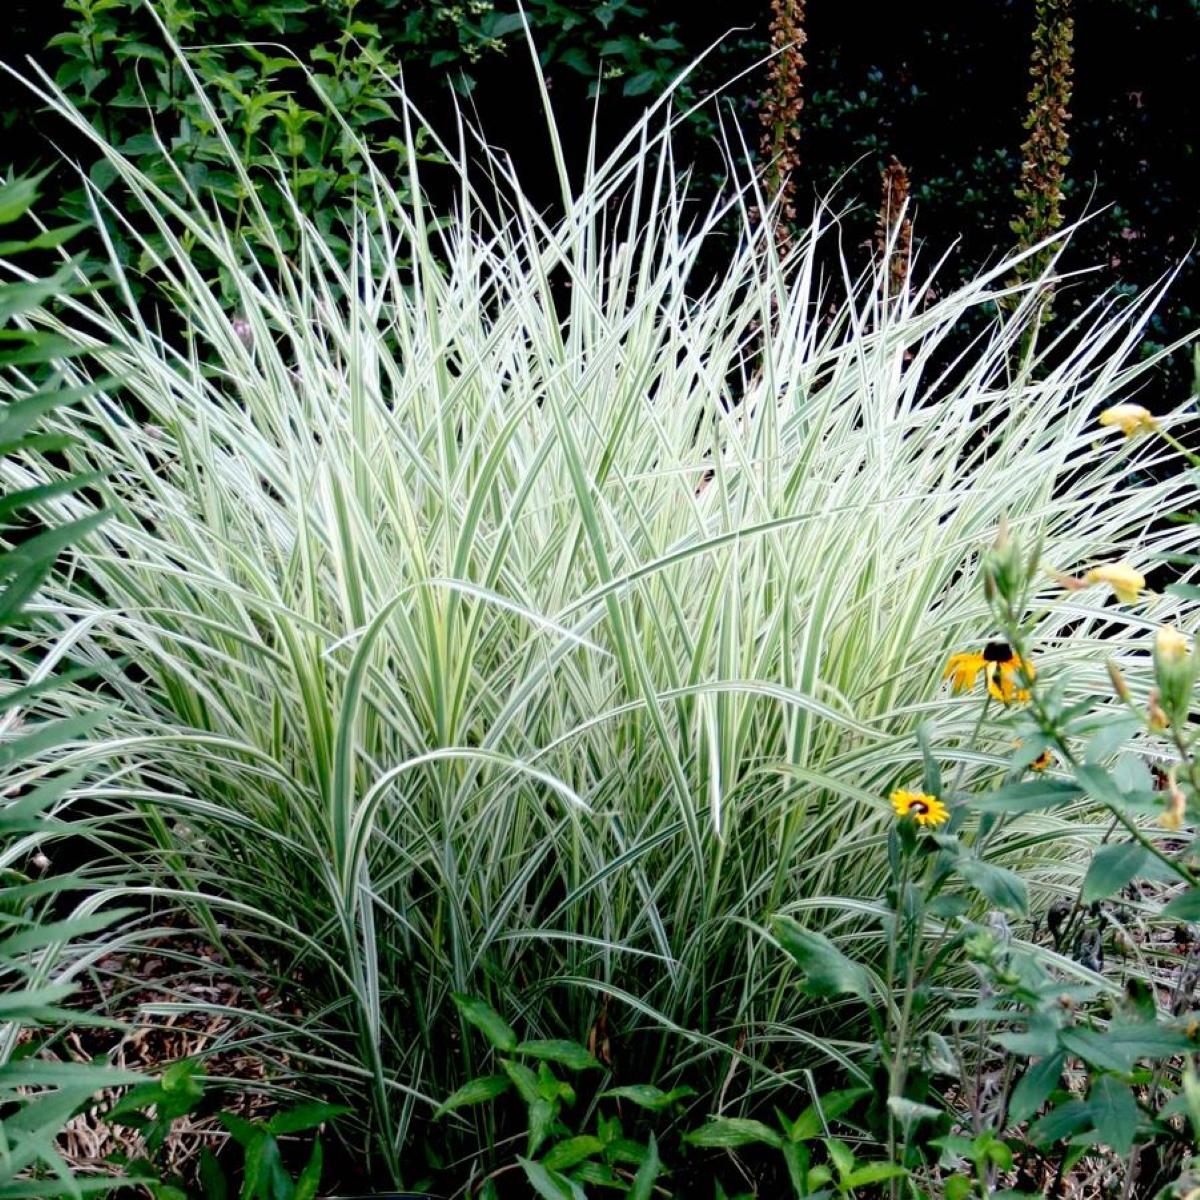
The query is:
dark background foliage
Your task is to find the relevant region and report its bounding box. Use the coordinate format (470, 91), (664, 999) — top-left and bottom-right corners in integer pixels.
(2, 0), (1196, 376)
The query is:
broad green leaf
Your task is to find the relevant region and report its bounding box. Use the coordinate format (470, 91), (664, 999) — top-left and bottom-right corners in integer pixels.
(789, 1087), (869, 1141)
(265, 1102), (352, 1136)
(1028, 1100), (1090, 1147)
(0, 707), (112, 772)
(600, 1083), (696, 1110)
(1088, 1076), (1137, 1156)
(846, 1163), (908, 1188)
(1058, 1022), (1193, 1074)
(433, 1075), (511, 1119)
(527, 1097), (557, 1158)
(886, 1096), (940, 1131)
(1008, 1053), (1064, 1124)
(1083, 717), (1141, 765)
(1074, 763), (1130, 808)
(772, 917), (872, 1002)
(500, 1058), (540, 1105)
(540, 1136), (604, 1171)
(825, 1137), (855, 1179)
(514, 1040), (600, 1071)
(293, 1136), (324, 1200)
(955, 858), (1028, 915)
(1081, 842), (1151, 905)
(0, 173), (46, 224)
(452, 994), (517, 1052)
(626, 1132), (660, 1200)
(970, 779), (1085, 814)
(1162, 888), (1200, 920)
(916, 721), (942, 798)
(684, 1118), (782, 1150)
(518, 1156), (582, 1200)
(199, 1147), (228, 1200)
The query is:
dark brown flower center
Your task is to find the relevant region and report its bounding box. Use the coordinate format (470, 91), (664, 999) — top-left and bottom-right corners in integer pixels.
(983, 641), (1013, 663)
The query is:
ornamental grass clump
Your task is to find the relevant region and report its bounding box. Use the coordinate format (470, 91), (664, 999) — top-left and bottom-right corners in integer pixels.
(1, 45), (1196, 1184)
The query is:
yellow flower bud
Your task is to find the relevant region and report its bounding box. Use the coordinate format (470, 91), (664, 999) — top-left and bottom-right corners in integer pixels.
(1153, 626), (1196, 727)
(1156, 625), (1188, 663)
(1099, 403), (1156, 438)
(1085, 563), (1146, 605)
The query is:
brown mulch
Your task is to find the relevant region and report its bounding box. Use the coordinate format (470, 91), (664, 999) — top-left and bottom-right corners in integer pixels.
(26, 928), (290, 1190)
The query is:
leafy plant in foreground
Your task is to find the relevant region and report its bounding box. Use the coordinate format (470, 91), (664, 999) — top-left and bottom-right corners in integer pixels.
(0, 170), (126, 1198)
(772, 447), (1200, 1196)
(102, 1057), (347, 1200)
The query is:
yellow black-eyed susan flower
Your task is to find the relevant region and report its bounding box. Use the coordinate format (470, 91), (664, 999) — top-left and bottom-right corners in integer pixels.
(890, 789), (949, 827)
(944, 642), (1034, 704)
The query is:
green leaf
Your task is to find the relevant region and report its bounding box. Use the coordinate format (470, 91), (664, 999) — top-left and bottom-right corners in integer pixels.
(199, 1147), (228, 1200)
(265, 1102), (351, 1136)
(1029, 1100), (1090, 1147)
(514, 1040), (600, 1071)
(527, 1096), (557, 1158)
(916, 721), (942, 798)
(433, 1074), (511, 1119)
(944, 1177), (973, 1200)
(518, 1157), (582, 1200)
(626, 1132), (660, 1200)
(825, 1137), (855, 1179)
(1058, 1021), (1194, 1074)
(1008, 1053), (1064, 1124)
(772, 917), (872, 1002)
(970, 778), (1085, 814)
(1088, 1076), (1137, 1156)
(600, 1083), (696, 1111)
(540, 1136), (605, 1170)
(293, 1136), (324, 1200)
(501, 1058), (540, 1105)
(452, 993), (517, 1052)
(955, 858), (1028, 915)
(215, 1110), (260, 1148)
(684, 1118), (782, 1150)
(0, 173), (46, 225)
(0, 710), (111, 782)
(846, 1163), (908, 1188)
(1074, 763), (1130, 808)
(1162, 888), (1200, 920)
(1081, 842), (1151, 905)
(788, 1087), (869, 1142)
(886, 1096), (940, 1132)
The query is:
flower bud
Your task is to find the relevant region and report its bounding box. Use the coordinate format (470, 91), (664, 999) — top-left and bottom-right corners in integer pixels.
(1153, 626), (1196, 725)
(1098, 403), (1156, 438)
(1148, 687), (1170, 732)
(982, 520), (1023, 609)
(1159, 774), (1188, 832)
(1085, 562), (1146, 605)
(1106, 660), (1130, 703)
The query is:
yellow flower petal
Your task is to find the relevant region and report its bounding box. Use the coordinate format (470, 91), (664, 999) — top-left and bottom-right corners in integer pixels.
(1098, 403), (1156, 438)
(1085, 562), (1146, 605)
(943, 652), (986, 694)
(985, 652), (1034, 704)
(890, 789), (949, 827)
